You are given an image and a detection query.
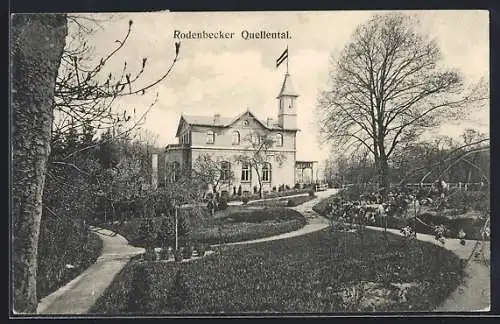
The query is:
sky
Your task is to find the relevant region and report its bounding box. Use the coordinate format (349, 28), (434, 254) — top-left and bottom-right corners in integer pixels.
(74, 10), (489, 167)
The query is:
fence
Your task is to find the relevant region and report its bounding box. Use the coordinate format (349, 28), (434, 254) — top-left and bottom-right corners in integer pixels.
(341, 182), (486, 192)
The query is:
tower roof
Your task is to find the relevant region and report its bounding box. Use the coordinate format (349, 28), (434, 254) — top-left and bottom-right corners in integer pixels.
(277, 73), (299, 98)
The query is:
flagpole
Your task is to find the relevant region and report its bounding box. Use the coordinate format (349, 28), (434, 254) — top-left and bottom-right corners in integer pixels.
(286, 45), (289, 74)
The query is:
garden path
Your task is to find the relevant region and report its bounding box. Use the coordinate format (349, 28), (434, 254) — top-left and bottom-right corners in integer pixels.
(34, 190), (336, 315)
(36, 226), (145, 315)
(217, 189), (337, 246)
(364, 225), (490, 312)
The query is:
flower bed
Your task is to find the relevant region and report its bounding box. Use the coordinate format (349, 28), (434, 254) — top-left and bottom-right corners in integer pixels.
(107, 207), (307, 247)
(91, 228), (464, 314)
(247, 194), (316, 208)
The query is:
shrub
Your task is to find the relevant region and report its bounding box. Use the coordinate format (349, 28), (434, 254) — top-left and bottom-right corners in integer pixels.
(294, 182), (301, 189)
(195, 243), (207, 257)
(217, 197), (228, 211)
(174, 249), (183, 262)
(253, 186), (258, 194)
(285, 185), (291, 190)
(183, 245), (193, 259)
(272, 186), (277, 192)
(160, 247), (173, 260)
(233, 186), (237, 196)
(237, 185), (242, 196)
(308, 189), (315, 197)
(242, 196), (249, 205)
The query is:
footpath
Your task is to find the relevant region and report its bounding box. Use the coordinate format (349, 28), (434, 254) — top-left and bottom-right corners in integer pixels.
(36, 227), (144, 315)
(36, 188), (489, 313)
(364, 225), (491, 312)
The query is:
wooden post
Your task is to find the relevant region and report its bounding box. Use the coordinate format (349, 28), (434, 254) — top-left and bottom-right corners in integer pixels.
(175, 202), (178, 251)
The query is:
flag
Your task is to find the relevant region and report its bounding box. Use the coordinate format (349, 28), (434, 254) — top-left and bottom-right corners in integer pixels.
(276, 47), (288, 68)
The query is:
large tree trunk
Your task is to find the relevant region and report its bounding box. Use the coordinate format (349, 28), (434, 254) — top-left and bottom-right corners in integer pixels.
(11, 14), (67, 313)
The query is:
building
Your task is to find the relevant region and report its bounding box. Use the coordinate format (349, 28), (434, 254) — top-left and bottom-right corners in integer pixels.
(163, 72), (317, 196)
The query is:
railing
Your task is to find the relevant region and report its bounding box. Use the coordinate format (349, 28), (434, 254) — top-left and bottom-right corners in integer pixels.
(340, 182), (486, 191)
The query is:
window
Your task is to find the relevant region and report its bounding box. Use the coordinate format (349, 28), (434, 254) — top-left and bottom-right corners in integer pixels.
(241, 163), (250, 182)
(262, 163), (271, 182)
(206, 131), (215, 144)
(275, 133), (283, 146)
(232, 131), (240, 145)
(251, 133), (260, 145)
(220, 161), (231, 182)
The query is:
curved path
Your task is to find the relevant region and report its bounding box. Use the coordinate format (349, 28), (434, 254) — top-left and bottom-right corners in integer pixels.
(364, 225), (490, 312)
(36, 188), (487, 314)
(35, 190), (335, 315)
(36, 227), (145, 315)
(217, 189), (335, 247)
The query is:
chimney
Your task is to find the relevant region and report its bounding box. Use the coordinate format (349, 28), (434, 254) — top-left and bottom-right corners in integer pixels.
(213, 113), (221, 124)
(267, 117), (274, 127)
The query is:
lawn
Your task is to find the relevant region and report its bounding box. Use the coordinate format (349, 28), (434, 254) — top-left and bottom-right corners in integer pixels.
(107, 207), (307, 247)
(90, 228), (464, 314)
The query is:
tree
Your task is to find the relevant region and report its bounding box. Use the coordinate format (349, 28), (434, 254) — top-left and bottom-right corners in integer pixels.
(12, 13), (181, 312)
(235, 132), (285, 198)
(317, 13), (487, 195)
(11, 14), (68, 313)
(192, 154), (235, 194)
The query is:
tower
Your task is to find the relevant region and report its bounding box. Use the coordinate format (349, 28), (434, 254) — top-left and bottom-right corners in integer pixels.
(277, 73), (298, 129)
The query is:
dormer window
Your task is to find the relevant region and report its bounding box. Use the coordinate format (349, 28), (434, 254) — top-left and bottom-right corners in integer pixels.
(206, 131), (215, 144)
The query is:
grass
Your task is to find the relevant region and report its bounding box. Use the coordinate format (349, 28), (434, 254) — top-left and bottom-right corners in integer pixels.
(107, 207), (307, 247)
(90, 228), (464, 314)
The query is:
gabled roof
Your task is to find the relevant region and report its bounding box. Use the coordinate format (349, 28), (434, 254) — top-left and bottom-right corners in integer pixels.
(277, 73), (299, 98)
(175, 109), (299, 137)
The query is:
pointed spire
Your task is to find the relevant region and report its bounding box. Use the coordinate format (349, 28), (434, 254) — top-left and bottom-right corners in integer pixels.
(277, 73), (299, 98)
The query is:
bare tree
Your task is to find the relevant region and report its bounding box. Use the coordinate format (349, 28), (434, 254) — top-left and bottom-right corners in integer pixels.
(11, 14), (68, 313)
(235, 132), (285, 198)
(192, 154), (235, 194)
(317, 13), (487, 194)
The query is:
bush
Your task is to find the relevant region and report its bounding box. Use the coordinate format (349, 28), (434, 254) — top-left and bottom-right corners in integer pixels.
(195, 243), (207, 257)
(237, 185), (242, 196)
(308, 189), (315, 197)
(174, 249), (183, 262)
(183, 245), (193, 260)
(160, 247), (173, 260)
(445, 190), (489, 213)
(242, 196), (249, 205)
(217, 197), (228, 211)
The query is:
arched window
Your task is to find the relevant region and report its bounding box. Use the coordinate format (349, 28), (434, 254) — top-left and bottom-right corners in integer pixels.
(206, 130), (215, 144)
(220, 161), (231, 181)
(232, 131), (240, 145)
(241, 162), (250, 182)
(275, 133), (283, 147)
(262, 163), (272, 182)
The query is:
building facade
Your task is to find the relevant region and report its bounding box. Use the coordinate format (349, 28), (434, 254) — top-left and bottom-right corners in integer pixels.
(164, 73), (315, 196)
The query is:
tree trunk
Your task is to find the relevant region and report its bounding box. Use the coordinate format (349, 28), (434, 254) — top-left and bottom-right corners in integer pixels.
(11, 14), (67, 313)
